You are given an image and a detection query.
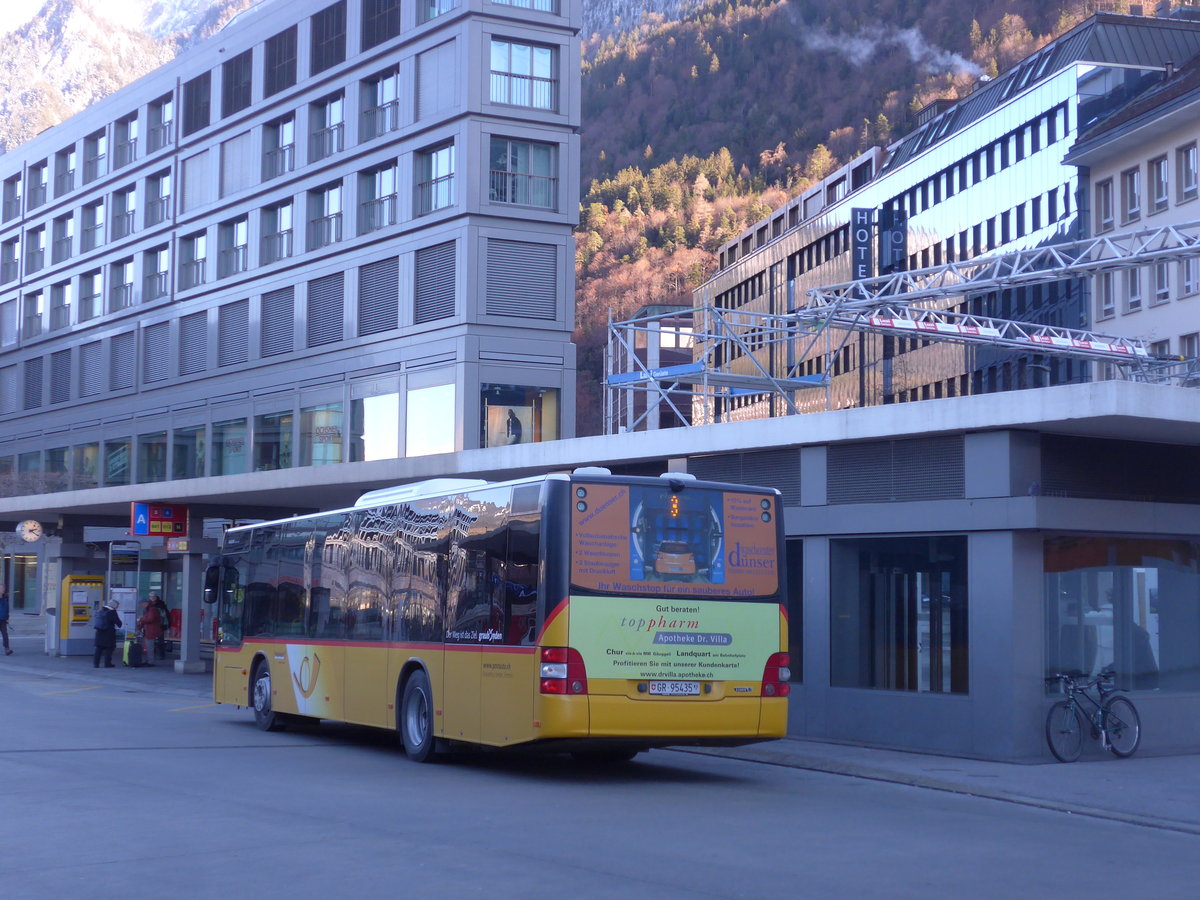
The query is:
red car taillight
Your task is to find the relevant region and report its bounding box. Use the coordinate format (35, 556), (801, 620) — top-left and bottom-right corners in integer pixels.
(761, 652), (791, 697)
(540, 646), (588, 695)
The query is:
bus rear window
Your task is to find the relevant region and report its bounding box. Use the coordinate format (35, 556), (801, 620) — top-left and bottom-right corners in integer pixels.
(570, 482), (779, 598)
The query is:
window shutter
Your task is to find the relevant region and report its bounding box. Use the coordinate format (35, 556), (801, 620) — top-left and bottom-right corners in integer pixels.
(0, 366), (17, 413)
(414, 241), (454, 323)
(179, 311), (207, 375)
(110, 332), (135, 390)
(417, 42), (456, 119)
(50, 350), (71, 403)
(218, 299), (250, 366)
(358, 256), (398, 336)
(486, 239), (556, 318)
(79, 342), (103, 395)
(23, 357), (43, 409)
(307, 272), (344, 347)
(261, 286), (295, 356)
(143, 321), (169, 383)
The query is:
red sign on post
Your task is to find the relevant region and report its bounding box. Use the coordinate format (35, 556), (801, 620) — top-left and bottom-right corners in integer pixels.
(131, 503), (189, 537)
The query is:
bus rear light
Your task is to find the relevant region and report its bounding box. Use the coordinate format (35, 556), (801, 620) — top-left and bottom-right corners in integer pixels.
(761, 652), (791, 698)
(540, 646), (587, 695)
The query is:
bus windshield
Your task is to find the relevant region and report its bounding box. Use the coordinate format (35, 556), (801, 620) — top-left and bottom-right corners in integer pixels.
(570, 481), (779, 599)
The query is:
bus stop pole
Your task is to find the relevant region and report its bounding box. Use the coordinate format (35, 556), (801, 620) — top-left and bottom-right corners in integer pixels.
(175, 511), (206, 675)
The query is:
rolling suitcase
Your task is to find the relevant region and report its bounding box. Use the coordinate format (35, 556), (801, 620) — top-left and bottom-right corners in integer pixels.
(123, 636), (144, 667)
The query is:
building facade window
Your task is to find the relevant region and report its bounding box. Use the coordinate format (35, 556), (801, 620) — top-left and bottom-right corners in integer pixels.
(27, 161), (47, 209)
(263, 115), (296, 180)
(1153, 261), (1170, 305)
(490, 40), (556, 110)
(109, 258), (134, 312)
(137, 432), (168, 483)
(480, 384), (558, 447)
(146, 170), (171, 226)
(218, 216), (249, 278)
(406, 382), (455, 454)
(419, 0), (457, 23)
(1120, 166), (1141, 223)
(264, 26), (298, 97)
(416, 143), (455, 214)
(83, 130), (106, 183)
(359, 162), (398, 233)
(1045, 536), (1200, 692)
(309, 94), (344, 162)
(307, 182), (342, 249)
(182, 72), (212, 137)
(300, 402), (343, 465)
(310, 1), (347, 76)
(112, 185), (137, 239)
(50, 281), (72, 330)
(143, 246), (170, 301)
(1149, 155), (1169, 214)
(0, 237), (17, 284)
(362, 0), (401, 50)
(180, 232), (207, 289)
(79, 270), (103, 321)
(350, 388), (399, 461)
(254, 411), (294, 471)
(173, 426), (206, 479)
(360, 68), (400, 140)
(54, 146), (76, 198)
(212, 418), (248, 475)
(1, 174), (20, 221)
(24, 226), (45, 274)
(222, 49), (254, 118)
(1124, 267), (1141, 313)
(22, 290), (43, 339)
(831, 535), (969, 694)
(52, 213), (74, 264)
(261, 200), (294, 263)
(1096, 270), (1114, 320)
(492, 0), (557, 11)
(1182, 257), (1199, 297)
(489, 137), (556, 208)
(148, 94), (174, 152)
(82, 199), (105, 251)
(114, 114), (138, 168)
(1177, 142), (1197, 203)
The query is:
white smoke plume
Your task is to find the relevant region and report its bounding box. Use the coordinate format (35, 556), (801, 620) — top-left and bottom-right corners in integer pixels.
(801, 26), (983, 78)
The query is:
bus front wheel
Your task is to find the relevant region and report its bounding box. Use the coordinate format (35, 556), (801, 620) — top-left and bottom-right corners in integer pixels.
(251, 662), (288, 732)
(400, 670), (436, 762)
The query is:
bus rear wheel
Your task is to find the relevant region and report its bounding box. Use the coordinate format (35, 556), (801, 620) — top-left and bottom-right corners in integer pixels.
(400, 670), (436, 762)
(251, 662), (288, 732)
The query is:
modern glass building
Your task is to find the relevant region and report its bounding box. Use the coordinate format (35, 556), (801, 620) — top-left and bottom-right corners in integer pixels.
(695, 11), (1200, 420)
(0, 0), (580, 623)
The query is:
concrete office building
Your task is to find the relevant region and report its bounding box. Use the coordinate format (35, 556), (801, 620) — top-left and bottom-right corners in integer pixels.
(693, 11), (1200, 421)
(0, 0), (581, 636)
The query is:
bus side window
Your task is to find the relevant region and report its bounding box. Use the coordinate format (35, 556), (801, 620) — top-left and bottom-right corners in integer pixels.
(214, 561), (244, 644)
(505, 507), (540, 646)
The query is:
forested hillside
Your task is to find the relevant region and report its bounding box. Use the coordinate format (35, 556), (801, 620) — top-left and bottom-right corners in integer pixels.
(573, 0), (1103, 434)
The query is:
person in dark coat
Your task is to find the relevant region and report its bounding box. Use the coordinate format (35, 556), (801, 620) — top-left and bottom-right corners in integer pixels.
(0, 585), (12, 655)
(93, 599), (122, 668)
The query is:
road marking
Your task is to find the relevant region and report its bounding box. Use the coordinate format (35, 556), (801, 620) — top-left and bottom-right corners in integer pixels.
(169, 703), (219, 712)
(40, 685), (103, 695)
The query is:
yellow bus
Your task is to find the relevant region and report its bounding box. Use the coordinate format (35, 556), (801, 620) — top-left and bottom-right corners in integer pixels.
(208, 468), (789, 762)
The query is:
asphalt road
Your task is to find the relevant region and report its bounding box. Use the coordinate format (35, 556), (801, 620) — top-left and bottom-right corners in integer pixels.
(2, 669), (1198, 899)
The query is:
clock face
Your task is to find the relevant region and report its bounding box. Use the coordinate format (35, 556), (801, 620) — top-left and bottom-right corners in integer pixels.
(18, 520), (42, 542)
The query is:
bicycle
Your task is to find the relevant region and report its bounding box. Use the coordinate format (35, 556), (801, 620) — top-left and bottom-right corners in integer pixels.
(1044, 668), (1141, 762)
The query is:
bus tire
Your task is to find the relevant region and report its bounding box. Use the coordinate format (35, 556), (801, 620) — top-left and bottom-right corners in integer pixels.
(251, 661), (288, 732)
(400, 670), (436, 762)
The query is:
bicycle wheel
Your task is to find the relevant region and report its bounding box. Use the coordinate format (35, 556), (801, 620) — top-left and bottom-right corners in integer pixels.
(1101, 695), (1141, 758)
(1045, 701), (1084, 762)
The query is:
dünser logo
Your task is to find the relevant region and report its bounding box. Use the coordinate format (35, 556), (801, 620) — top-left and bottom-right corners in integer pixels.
(727, 542), (775, 570)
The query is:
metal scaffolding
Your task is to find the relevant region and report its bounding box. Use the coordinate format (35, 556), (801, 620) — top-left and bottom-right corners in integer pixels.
(605, 219), (1200, 433)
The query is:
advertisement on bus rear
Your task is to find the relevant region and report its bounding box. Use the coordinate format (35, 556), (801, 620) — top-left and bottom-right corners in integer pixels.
(569, 595), (779, 681)
(570, 482), (779, 598)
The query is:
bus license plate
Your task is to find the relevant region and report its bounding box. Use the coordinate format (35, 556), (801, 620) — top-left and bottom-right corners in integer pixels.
(649, 681), (700, 696)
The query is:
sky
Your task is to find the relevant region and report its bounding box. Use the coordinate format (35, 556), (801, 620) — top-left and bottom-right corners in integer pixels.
(0, 0), (147, 34)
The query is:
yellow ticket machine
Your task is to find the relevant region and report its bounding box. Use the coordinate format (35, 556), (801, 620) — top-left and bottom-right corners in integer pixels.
(58, 576), (105, 656)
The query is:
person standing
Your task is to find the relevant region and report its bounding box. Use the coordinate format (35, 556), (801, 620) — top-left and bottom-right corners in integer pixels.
(137, 596), (164, 666)
(0, 585), (12, 655)
(93, 599), (122, 668)
(150, 593), (171, 660)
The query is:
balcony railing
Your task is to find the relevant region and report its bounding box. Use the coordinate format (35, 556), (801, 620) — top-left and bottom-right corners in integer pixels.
(22, 314), (42, 339)
(489, 72), (557, 111)
(489, 170), (557, 208)
(359, 195), (397, 234)
(147, 122), (172, 153)
(113, 138), (137, 169)
(361, 101), (400, 141)
(1, 198), (19, 221)
(24, 248), (44, 273)
(83, 154), (105, 184)
(261, 230), (293, 264)
(308, 124), (344, 162)
(307, 213), (342, 249)
(262, 144), (295, 180)
(143, 271), (168, 302)
(52, 237), (72, 264)
(50, 304), (70, 330)
(1, 260), (18, 284)
(82, 223), (104, 251)
(54, 170), (74, 198)
(416, 174), (454, 214)
(27, 184), (46, 209)
(112, 210), (136, 240)
(78, 291), (102, 322)
(218, 245), (248, 278)
(179, 259), (206, 290)
(145, 196), (170, 227)
(108, 283), (134, 313)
